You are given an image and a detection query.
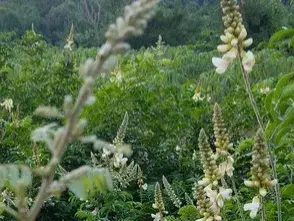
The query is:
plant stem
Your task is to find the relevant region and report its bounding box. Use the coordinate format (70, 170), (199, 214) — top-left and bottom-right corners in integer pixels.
(231, 177), (245, 221)
(261, 196), (266, 221)
(237, 53), (282, 221)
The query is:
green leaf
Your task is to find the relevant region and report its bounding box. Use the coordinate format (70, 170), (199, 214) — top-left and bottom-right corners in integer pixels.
(7, 165), (20, 189)
(269, 29), (294, 47)
(0, 167), (7, 191)
(265, 73), (294, 147)
(67, 168), (113, 200)
(281, 184), (294, 200)
(0, 165), (32, 191)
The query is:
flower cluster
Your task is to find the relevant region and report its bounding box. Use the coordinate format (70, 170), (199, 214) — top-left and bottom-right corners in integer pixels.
(113, 112), (129, 146)
(212, 0), (255, 74)
(64, 24), (74, 51)
(1, 99), (13, 112)
(198, 129), (220, 186)
(137, 165), (145, 189)
(213, 103), (234, 177)
(192, 87), (211, 103)
(152, 182), (167, 221)
(195, 184), (216, 221)
(244, 129), (277, 218)
(195, 129), (232, 221)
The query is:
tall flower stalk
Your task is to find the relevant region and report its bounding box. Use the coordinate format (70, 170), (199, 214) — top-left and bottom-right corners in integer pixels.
(244, 129), (277, 220)
(213, 103), (244, 221)
(152, 182), (167, 221)
(212, 1), (281, 220)
(195, 129), (232, 221)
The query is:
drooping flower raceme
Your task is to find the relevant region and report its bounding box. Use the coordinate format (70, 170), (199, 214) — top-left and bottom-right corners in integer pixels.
(212, 0), (255, 74)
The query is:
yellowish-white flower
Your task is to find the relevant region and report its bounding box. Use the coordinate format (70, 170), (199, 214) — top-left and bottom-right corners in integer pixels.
(113, 153), (128, 168)
(243, 38), (253, 48)
(1, 99), (13, 112)
(244, 196), (260, 218)
(102, 147), (112, 158)
(260, 86), (270, 94)
(212, 48), (238, 74)
(205, 186), (232, 209)
(192, 92), (205, 102)
(212, 57), (230, 74)
(198, 178), (211, 186)
(217, 187), (232, 208)
(192, 150), (197, 161)
(142, 183), (148, 191)
(242, 51), (255, 73)
(151, 212), (162, 221)
(218, 156), (234, 177)
(175, 145), (181, 152)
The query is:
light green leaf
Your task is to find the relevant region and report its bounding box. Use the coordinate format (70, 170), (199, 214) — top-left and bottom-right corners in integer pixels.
(67, 168), (113, 200)
(281, 184), (294, 200)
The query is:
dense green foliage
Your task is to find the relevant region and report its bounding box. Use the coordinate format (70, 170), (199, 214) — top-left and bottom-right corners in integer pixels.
(1, 1), (294, 221)
(0, 25), (294, 220)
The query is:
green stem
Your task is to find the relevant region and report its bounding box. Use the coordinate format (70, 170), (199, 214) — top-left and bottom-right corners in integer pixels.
(237, 53), (282, 221)
(261, 196), (266, 221)
(231, 177), (245, 221)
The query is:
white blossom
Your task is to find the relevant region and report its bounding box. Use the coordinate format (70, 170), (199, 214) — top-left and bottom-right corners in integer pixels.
(212, 57), (230, 74)
(242, 51), (255, 73)
(151, 212), (162, 221)
(244, 196), (260, 218)
(142, 183), (148, 191)
(218, 156), (234, 177)
(113, 153), (128, 168)
(192, 92), (205, 102)
(260, 86), (270, 94)
(102, 147), (112, 158)
(1, 99), (13, 112)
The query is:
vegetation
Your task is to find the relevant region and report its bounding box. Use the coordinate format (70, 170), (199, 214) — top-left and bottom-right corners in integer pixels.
(0, 0), (294, 221)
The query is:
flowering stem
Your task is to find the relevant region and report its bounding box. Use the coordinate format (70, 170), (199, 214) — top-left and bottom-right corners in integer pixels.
(237, 52), (282, 221)
(231, 177), (245, 221)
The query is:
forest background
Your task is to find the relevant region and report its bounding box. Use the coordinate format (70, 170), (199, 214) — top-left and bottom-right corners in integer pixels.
(0, 0), (293, 48)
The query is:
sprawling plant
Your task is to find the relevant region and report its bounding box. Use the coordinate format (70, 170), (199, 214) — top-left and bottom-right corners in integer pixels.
(0, 0), (159, 220)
